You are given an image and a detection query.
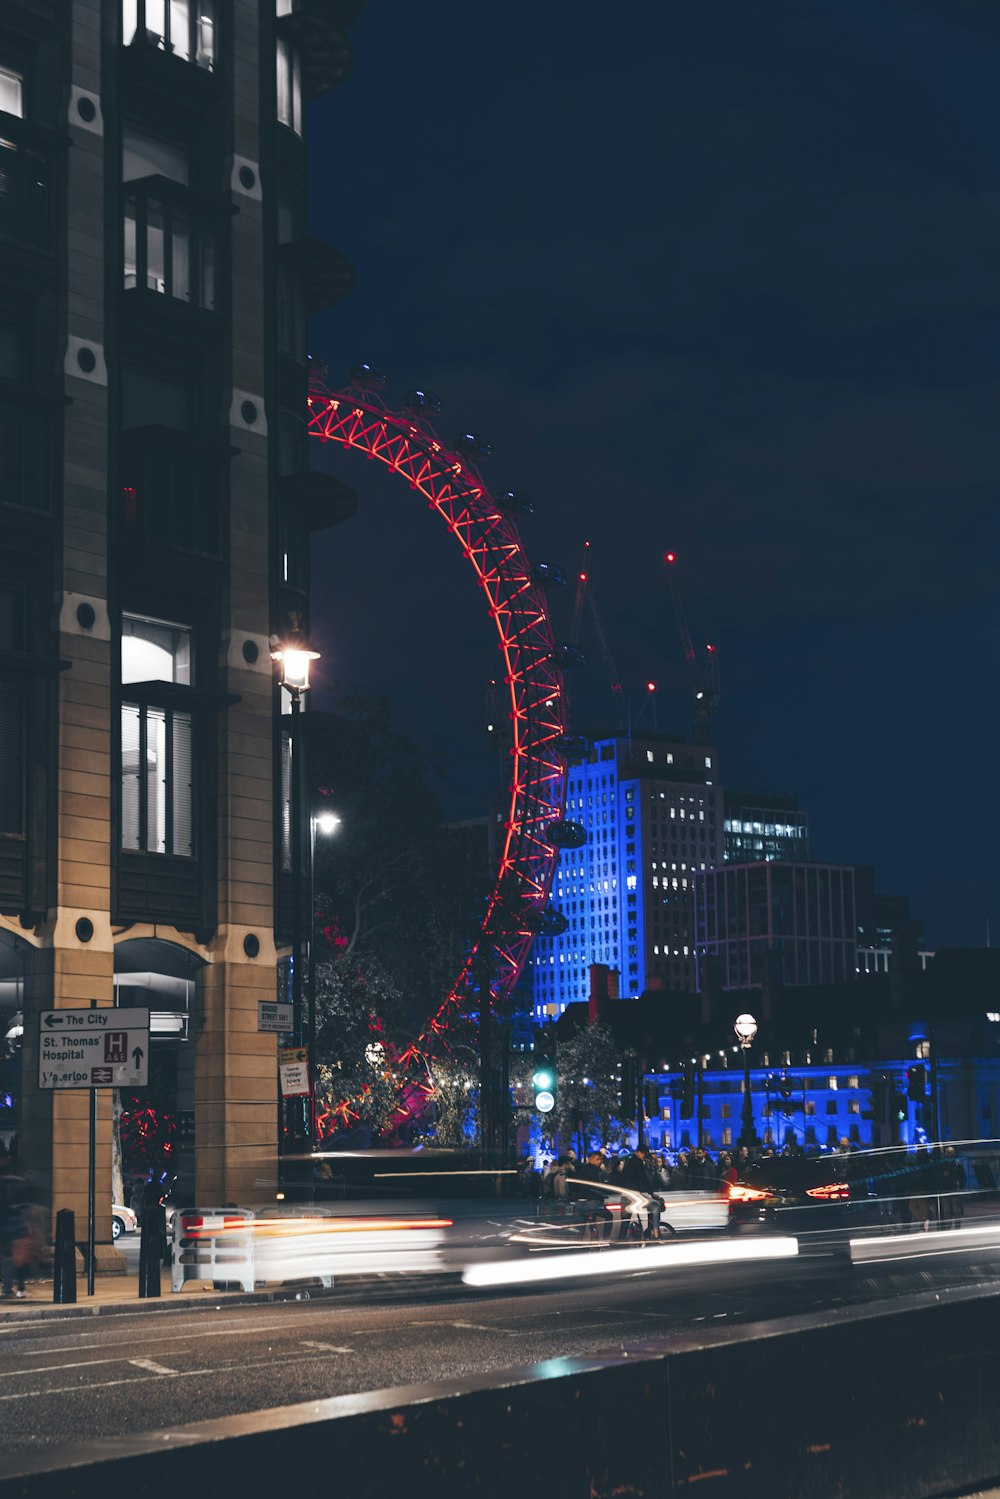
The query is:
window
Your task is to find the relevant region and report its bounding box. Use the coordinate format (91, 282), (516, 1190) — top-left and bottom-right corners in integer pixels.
(122, 127), (214, 309)
(0, 679), (23, 835)
(0, 67), (23, 118)
(123, 1), (215, 69)
(120, 615), (194, 857)
(121, 368), (219, 554)
(276, 36), (302, 134)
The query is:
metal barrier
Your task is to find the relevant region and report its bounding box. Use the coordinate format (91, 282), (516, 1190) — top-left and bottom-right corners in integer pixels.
(171, 1208), (256, 1294)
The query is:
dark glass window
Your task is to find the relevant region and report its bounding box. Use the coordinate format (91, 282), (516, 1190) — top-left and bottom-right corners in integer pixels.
(121, 368), (220, 555)
(0, 679), (23, 835)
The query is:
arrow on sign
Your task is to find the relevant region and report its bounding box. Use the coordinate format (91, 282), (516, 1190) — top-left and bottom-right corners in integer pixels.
(44, 1015), (65, 1028)
(132, 1046), (144, 1069)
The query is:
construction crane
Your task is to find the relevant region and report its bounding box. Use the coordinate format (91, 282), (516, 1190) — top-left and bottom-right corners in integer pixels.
(586, 586), (628, 733)
(663, 551), (720, 744)
(570, 539), (591, 647)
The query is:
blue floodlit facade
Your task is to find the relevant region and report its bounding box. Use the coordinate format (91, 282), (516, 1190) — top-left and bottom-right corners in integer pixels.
(531, 735), (723, 1019)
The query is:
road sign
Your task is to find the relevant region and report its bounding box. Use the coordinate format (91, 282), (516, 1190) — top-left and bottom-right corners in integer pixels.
(258, 1001), (294, 1034)
(38, 1008), (150, 1090)
(278, 1046), (310, 1097)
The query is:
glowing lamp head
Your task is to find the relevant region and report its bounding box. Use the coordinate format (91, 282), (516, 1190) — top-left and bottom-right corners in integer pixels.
(734, 1013), (758, 1047)
(315, 810), (341, 836)
(272, 642), (320, 693)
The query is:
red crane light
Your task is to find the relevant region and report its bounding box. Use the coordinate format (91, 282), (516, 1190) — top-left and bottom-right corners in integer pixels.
(664, 551), (676, 565)
(646, 681), (656, 693)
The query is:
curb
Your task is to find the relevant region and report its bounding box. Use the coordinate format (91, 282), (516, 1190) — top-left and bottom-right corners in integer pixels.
(0, 1272), (465, 1324)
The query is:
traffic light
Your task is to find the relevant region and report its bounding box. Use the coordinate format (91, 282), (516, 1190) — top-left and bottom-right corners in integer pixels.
(680, 1061), (695, 1118)
(907, 1064), (927, 1102)
(894, 1092), (908, 1122)
(870, 1072), (888, 1119)
(532, 1065), (556, 1114)
(620, 1055), (639, 1119)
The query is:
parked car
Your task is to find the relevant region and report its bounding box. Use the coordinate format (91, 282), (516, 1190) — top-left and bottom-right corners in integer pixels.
(112, 1203), (138, 1240)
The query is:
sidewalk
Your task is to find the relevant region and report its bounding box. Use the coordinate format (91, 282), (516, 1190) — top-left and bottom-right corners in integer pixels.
(0, 1269), (460, 1322)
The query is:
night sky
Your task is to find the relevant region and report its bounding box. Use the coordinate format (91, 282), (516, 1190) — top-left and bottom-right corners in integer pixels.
(306, 1), (1000, 950)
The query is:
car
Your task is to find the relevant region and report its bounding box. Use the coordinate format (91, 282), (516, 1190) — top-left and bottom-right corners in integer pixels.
(112, 1204), (138, 1240)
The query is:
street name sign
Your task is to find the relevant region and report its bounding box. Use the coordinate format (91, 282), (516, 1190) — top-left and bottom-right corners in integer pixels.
(258, 1001), (294, 1034)
(38, 1008), (150, 1090)
(278, 1046), (310, 1097)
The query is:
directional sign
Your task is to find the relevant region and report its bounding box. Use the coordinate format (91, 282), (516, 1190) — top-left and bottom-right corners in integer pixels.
(278, 1046), (310, 1097)
(38, 1008), (150, 1090)
(258, 1001), (294, 1034)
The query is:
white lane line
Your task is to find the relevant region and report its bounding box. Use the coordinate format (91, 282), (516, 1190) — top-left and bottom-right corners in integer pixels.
(448, 1321), (513, 1333)
(0, 1350), (349, 1404)
(300, 1340), (354, 1354)
(21, 1323), (297, 1356)
(128, 1358), (178, 1376)
(0, 1355), (144, 1376)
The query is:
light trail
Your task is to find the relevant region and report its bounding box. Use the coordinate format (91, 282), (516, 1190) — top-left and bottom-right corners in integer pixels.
(462, 1236), (798, 1289)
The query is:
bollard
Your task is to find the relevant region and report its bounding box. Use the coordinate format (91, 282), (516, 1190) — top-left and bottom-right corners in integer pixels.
(138, 1203), (164, 1298)
(52, 1209), (77, 1304)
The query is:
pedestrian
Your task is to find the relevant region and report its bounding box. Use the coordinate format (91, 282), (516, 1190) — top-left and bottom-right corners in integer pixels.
(618, 1145), (662, 1239)
(1, 1180), (43, 1299)
(571, 1149), (613, 1240)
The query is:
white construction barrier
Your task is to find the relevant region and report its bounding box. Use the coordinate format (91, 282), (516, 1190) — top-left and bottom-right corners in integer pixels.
(171, 1208), (256, 1294)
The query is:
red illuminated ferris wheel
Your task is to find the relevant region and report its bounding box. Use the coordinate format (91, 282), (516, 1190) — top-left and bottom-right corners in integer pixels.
(306, 364), (586, 1120)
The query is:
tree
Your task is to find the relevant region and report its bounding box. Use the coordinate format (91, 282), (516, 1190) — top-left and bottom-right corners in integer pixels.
(552, 1024), (632, 1153)
(308, 695), (493, 1139)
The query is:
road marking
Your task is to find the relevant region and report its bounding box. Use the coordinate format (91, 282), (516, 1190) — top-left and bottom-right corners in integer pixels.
(0, 1349), (356, 1404)
(20, 1323), (296, 1356)
(129, 1358), (178, 1375)
(300, 1340), (354, 1354)
(448, 1321), (511, 1333)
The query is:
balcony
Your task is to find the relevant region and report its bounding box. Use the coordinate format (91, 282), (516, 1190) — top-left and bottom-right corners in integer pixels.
(278, 236), (355, 314)
(121, 425), (231, 557)
(276, 1), (356, 100)
(123, 176), (217, 311)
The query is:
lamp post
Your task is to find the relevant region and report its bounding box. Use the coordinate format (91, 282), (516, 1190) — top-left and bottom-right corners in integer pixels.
(734, 1012), (759, 1151)
(308, 808), (341, 1141)
(271, 624), (319, 1158)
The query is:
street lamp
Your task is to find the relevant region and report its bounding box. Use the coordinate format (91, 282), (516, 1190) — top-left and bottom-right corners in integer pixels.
(271, 621), (320, 1157)
(307, 807), (341, 1141)
(734, 1012), (759, 1151)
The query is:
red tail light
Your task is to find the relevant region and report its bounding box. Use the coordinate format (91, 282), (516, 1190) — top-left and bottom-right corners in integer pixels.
(729, 1184), (770, 1202)
(805, 1183), (849, 1200)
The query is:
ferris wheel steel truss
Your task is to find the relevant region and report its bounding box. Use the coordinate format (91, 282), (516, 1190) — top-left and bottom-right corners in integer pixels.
(306, 370), (568, 1123)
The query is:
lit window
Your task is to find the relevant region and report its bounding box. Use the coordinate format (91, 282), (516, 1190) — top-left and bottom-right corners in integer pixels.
(0, 66), (23, 118)
(646, 750), (653, 763)
(123, 1), (215, 69)
(120, 615), (194, 857)
(276, 35), (302, 134)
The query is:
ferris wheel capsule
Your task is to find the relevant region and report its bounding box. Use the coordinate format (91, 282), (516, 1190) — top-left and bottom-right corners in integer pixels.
(531, 561), (566, 589)
(453, 432), (493, 460)
(496, 489), (535, 517)
(554, 733), (591, 761)
(350, 361), (389, 388)
(402, 388), (444, 415)
(551, 643), (585, 670)
(545, 819), (588, 849)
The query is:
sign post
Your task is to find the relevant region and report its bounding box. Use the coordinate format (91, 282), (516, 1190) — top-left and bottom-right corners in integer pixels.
(278, 1046), (310, 1098)
(38, 1005), (150, 1294)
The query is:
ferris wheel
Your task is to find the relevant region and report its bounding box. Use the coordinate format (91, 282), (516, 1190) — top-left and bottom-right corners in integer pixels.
(306, 363), (588, 1125)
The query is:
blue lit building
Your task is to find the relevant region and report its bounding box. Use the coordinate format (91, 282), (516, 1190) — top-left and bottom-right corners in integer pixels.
(531, 734), (723, 1019)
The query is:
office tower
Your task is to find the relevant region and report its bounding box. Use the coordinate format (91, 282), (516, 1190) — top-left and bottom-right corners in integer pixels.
(531, 734), (722, 1018)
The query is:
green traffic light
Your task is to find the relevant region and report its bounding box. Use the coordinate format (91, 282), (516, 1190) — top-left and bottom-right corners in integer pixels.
(533, 1068), (554, 1089)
